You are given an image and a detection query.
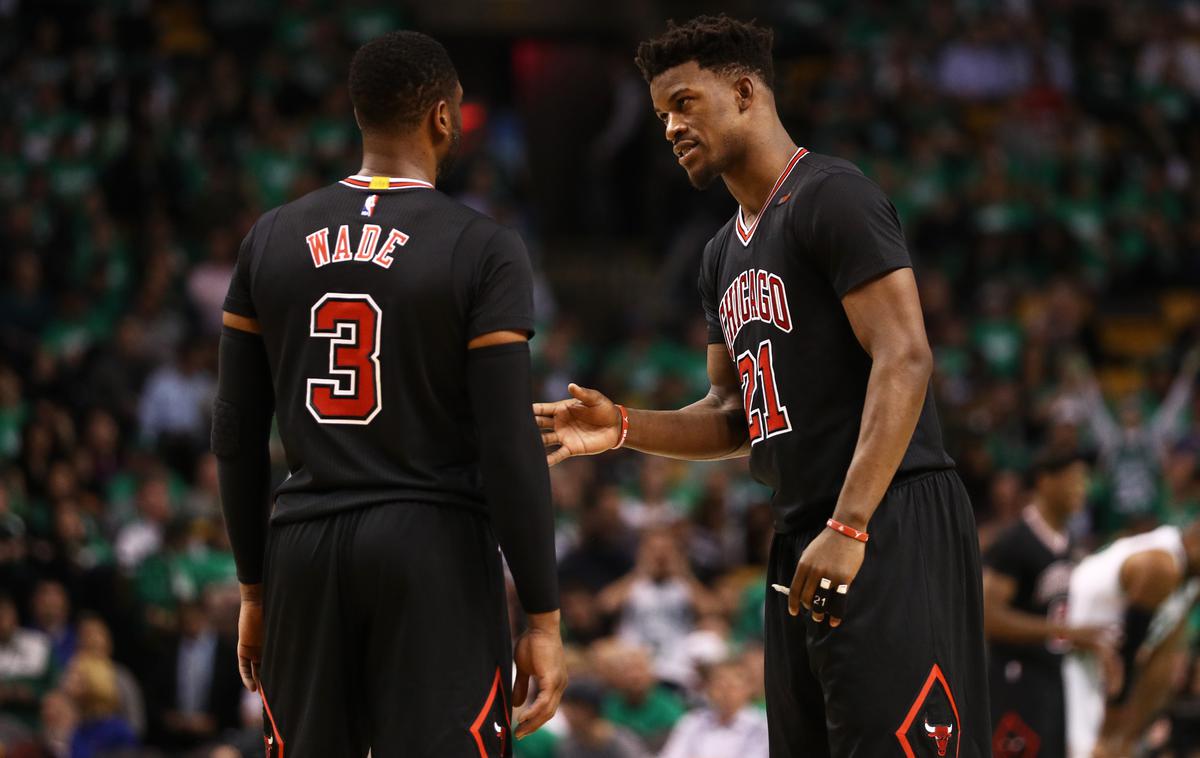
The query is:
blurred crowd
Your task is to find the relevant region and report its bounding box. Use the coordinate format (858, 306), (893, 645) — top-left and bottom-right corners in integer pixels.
(2, 0), (1200, 756)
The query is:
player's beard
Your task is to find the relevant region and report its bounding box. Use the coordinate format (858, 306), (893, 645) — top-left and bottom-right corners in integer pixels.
(437, 124), (462, 182)
(687, 161), (720, 190)
(686, 139), (734, 190)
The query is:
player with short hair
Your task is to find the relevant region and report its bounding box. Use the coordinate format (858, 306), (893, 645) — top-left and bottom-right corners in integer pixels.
(535, 15), (989, 757)
(213, 30), (565, 757)
(983, 449), (1108, 758)
(1064, 522), (1200, 758)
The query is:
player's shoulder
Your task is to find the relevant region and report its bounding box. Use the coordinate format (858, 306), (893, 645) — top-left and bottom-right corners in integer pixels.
(986, 517), (1036, 559)
(703, 215), (739, 259)
(787, 150), (878, 205)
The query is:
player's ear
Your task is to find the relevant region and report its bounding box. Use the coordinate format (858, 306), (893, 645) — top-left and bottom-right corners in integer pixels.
(353, 107), (362, 131)
(432, 99), (452, 143)
(734, 76), (755, 112)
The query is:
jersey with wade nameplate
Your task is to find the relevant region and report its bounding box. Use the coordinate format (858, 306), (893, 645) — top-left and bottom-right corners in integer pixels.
(225, 172), (535, 524)
(224, 173), (531, 757)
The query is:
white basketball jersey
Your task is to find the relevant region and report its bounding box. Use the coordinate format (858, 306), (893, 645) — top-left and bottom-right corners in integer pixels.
(1064, 525), (1186, 757)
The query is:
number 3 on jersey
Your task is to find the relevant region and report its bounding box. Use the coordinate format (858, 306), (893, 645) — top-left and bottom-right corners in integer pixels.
(306, 293), (382, 425)
(737, 339), (791, 445)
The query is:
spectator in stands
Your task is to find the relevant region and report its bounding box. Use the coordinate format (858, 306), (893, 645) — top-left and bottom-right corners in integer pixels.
(114, 472), (171, 572)
(75, 614), (145, 739)
(29, 580), (75, 671)
(136, 341), (213, 475)
(659, 659), (769, 758)
(598, 527), (717, 683)
(146, 598), (240, 750)
(0, 593), (53, 729)
(557, 678), (651, 758)
(59, 653), (138, 757)
(1082, 348), (1200, 535)
(592, 638), (685, 752)
(559, 485), (636, 593)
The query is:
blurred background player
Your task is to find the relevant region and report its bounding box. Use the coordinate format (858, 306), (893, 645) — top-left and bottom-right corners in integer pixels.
(212, 31), (564, 756)
(983, 447), (1108, 758)
(537, 14), (988, 758)
(1064, 520), (1200, 757)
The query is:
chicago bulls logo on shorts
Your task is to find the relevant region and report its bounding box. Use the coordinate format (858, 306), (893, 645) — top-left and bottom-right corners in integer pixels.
(896, 663), (961, 757)
(924, 719), (953, 756)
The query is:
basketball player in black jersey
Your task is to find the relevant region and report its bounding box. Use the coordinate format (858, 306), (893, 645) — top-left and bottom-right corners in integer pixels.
(535, 15), (989, 757)
(983, 450), (1107, 758)
(213, 31), (565, 757)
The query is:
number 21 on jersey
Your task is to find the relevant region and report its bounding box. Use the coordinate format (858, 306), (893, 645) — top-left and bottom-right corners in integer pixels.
(306, 293), (382, 425)
(737, 339), (791, 445)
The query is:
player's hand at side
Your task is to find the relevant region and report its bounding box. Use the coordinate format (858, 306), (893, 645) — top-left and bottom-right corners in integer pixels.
(533, 383), (620, 466)
(237, 584), (264, 691)
(788, 527), (866, 627)
(1067, 624), (1118, 656)
(1092, 735), (1133, 758)
(512, 611), (567, 739)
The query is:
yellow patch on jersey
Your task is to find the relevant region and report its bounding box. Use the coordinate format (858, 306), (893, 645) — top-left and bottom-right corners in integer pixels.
(369, 176), (390, 189)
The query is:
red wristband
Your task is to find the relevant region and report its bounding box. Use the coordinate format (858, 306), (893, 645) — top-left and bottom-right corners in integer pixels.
(826, 518), (869, 543)
(612, 404), (630, 450)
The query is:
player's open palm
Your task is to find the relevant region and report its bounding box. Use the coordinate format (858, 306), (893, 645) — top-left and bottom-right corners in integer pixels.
(533, 383), (620, 466)
(512, 626), (566, 738)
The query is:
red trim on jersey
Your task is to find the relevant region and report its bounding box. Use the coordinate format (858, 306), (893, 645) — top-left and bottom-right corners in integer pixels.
(895, 663), (962, 758)
(469, 668), (505, 758)
(258, 685), (285, 758)
(339, 175), (434, 191)
(734, 147), (808, 246)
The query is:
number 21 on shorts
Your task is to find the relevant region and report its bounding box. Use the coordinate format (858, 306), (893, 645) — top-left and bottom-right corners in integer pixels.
(306, 293), (383, 425)
(737, 339), (791, 445)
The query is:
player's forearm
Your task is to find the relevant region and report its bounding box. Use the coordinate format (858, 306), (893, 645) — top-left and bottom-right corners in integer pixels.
(213, 326), (275, 585)
(1106, 621), (1187, 746)
(984, 604), (1068, 645)
(468, 342), (560, 614)
(624, 392), (749, 460)
(831, 348), (932, 530)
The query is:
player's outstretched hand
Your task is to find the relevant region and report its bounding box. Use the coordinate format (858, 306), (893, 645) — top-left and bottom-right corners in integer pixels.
(512, 612), (567, 739)
(237, 585), (264, 692)
(533, 383), (621, 466)
(788, 526), (866, 627)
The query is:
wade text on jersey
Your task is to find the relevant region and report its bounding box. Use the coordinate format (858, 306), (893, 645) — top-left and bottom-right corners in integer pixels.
(305, 224), (410, 270)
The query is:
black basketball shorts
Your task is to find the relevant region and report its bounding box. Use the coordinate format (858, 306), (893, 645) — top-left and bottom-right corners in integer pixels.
(257, 502), (513, 758)
(990, 656), (1065, 758)
(764, 469), (991, 757)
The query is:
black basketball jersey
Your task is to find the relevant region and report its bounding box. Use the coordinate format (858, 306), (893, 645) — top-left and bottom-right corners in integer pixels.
(983, 505), (1075, 672)
(697, 148), (953, 532)
(223, 174), (534, 524)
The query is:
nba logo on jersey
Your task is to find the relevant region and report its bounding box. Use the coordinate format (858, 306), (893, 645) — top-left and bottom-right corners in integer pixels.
(361, 194), (379, 217)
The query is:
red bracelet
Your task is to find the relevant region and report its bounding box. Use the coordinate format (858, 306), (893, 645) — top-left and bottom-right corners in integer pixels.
(612, 404), (630, 450)
(826, 518), (869, 543)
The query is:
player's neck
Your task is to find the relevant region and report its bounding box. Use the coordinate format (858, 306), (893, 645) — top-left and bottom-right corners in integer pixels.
(358, 138), (438, 185)
(1030, 499), (1067, 535)
(723, 129), (798, 224)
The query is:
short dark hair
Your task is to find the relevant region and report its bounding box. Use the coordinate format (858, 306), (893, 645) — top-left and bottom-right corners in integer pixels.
(348, 31), (459, 132)
(634, 15), (774, 88)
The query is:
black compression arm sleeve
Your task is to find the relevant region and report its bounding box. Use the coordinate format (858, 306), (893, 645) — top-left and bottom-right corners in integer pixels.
(1113, 606), (1155, 704)
(466, 342), (559, 614)
(212, 326), (275, 585)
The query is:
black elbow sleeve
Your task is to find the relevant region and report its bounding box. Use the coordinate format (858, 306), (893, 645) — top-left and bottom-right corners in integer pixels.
(1112, 606), (1155, 705)
(213, 326), (275, 585)
(467, 342), (559, 614)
